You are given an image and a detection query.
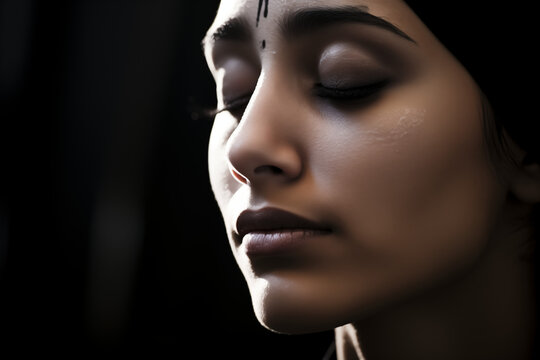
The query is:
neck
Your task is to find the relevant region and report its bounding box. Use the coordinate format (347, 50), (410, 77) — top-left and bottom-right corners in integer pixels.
(335, 205), (537, 360)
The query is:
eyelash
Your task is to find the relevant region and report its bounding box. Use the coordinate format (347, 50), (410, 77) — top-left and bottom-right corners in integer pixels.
(313, 80), (388, 100)
(213, 81), (388, 116)
(214, 94), (252, 115)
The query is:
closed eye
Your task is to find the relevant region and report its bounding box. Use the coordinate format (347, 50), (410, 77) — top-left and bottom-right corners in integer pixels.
(212, 81), (387, 117)
(314, 80), (388, 100)
(213, 94), (252, 117)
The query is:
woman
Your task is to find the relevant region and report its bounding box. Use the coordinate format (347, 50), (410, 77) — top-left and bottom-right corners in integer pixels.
(202, 0), (538, 359)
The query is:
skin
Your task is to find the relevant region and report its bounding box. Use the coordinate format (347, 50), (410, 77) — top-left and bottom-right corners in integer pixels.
(203, 1), (538, 359)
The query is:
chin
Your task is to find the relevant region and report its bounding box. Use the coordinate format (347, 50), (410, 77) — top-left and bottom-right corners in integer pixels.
(248, 277), (358, 335)
(254, 304), (341, 335)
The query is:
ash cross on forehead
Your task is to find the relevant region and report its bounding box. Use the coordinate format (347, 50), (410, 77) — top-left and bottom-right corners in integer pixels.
(256, 0), (269, 49)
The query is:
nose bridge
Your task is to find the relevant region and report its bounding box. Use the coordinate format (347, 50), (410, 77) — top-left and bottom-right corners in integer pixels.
(229, 76), (286, 149)
(226, 70), (303, 185)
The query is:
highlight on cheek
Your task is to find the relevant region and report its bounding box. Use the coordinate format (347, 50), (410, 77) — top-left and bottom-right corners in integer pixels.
(336, 107), (426, 145)
(370, 108), (426, 142)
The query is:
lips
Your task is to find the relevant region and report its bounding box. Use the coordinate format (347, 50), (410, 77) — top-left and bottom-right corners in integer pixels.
(235, 208), (331, 241)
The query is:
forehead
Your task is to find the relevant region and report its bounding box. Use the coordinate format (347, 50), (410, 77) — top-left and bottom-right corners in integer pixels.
(207, 0), (406, 41)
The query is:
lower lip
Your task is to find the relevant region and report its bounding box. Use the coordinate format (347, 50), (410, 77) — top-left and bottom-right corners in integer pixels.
(242, 229), (330, 256)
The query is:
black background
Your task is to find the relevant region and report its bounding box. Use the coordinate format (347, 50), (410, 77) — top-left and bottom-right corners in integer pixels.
(0, 0), (333, 358)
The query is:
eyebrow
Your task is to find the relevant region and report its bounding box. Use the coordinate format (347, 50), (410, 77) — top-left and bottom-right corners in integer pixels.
(282, 6), (415, 43)
(202, 6), (415, 50)
(204, 16), (252, 46)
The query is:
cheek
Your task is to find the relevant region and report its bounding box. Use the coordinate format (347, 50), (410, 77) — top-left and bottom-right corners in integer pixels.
(313, 83), (505, 293)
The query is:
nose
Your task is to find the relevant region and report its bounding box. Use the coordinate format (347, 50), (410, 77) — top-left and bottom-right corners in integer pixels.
(226, 82), (303, 187)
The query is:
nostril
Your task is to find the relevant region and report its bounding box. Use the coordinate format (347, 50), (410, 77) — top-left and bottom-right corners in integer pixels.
(254, 165), (284, 175)
(231, 167), (249, 184)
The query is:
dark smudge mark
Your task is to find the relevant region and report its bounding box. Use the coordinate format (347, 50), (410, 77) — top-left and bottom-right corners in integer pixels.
(262, 39), (266, 49)
(256, 0), (269, 27)
(256, 0), (263, 26)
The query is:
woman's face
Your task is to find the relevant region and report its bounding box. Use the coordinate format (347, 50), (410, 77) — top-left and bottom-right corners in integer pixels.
(204, 0), (508, 333)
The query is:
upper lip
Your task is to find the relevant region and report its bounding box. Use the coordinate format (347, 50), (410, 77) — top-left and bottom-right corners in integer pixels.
(235, 208), (331, 240)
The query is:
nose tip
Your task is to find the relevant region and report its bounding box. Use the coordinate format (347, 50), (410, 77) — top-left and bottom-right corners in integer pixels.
(226, 132), (303, 186)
